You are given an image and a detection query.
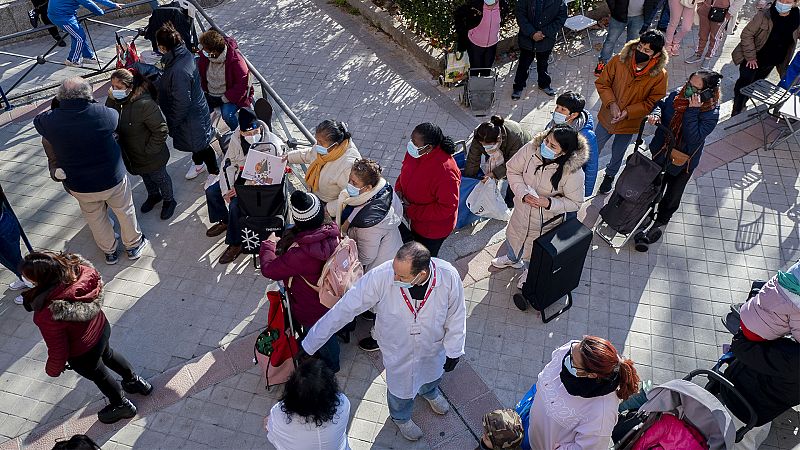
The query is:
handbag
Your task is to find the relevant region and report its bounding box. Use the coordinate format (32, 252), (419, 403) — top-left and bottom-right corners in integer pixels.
(708, 4), (728, 22)
(444, 52), (470, 84)
(665, 147), (696, 176)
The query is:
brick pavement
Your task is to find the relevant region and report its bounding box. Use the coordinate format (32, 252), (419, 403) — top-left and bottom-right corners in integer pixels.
(1, 0), (799, 448)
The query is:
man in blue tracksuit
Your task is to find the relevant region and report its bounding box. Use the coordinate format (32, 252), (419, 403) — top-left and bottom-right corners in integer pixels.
(47, 0), (120, 66)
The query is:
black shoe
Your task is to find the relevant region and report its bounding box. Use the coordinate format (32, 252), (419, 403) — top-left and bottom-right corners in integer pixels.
(160, 200), (177, 220)
(633, 231), (650, 253)
(360, 311), (376, 321)
(358, 336), (380, 352)
(97, 398), (137, 424)
(140, 194), (163, 213)
(336, 329), (351, 344)
(28, 9), (38, 28)
(598, 174), (615, 195)
(512, 293), (529, 311)
(57, 40), (67, 47)
(645, 226), (663, 244)
(122, 375), (153, 396)
(511, 89), (522, 100)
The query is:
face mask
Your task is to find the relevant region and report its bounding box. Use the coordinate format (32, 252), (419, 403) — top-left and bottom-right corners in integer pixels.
(483, 142), (500, 152)
(559, 352), (621, 398)
(244, 134), (261, 144)
(201, 50), (211, 58)
(552, 111), (568, 124)
(314, 144), (331, 155)
(484, 0), (497, 4)
(634, 50), (651, 65)
(776, 1), (792, 13)
(110, 89), (128, 100)
(684, 85), (697, 98)
(407, 141), (426, 158)
(564, 353), (580, 377)
(393, 272), (420, 289)
(540, 142), (557, 160)
(346, 183), (361, 197)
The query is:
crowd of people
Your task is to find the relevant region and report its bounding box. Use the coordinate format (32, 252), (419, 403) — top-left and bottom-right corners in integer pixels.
(1, 0), (800, 448)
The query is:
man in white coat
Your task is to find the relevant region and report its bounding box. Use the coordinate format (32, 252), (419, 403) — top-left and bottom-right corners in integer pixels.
(300, 242), (467, 441)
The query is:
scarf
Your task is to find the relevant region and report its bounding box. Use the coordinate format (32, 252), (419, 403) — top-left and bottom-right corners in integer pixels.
(630, 54), (660, 77)
(559, 360), (620, 398)
(660, 86), (718, 156)
(336, 178), (388, 229)
(305, 139), (350, 192)
(778, 270), (800, 296)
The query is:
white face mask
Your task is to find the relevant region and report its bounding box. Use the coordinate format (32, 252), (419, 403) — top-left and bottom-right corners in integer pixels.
(483, 141), (500, 153)
(244, 134), (261, 144)
(552, 111), (569, 124)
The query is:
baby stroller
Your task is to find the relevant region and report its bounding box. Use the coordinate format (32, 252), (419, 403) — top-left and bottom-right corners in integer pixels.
(614, 370), (756, 450)
(594, 119), (675, 249)
(460, 67), (498, 117)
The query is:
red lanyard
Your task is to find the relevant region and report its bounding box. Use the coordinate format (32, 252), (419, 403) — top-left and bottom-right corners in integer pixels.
(399, 262), (437, 321)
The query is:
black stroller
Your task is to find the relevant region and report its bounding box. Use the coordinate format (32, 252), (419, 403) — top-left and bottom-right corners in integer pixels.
(594, 119), (675, 249)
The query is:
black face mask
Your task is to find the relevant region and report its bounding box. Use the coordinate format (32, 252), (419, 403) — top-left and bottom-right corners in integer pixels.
(634, 50), (651, 65)
(559, 354), (620, 398)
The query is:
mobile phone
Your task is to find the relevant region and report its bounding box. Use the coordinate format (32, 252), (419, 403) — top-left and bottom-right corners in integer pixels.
(698, 88), (715, 103)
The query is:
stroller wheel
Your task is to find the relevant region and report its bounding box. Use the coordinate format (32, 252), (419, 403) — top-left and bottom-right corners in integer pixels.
(513, 293), (529, 311)
(633, 231), (650, 253)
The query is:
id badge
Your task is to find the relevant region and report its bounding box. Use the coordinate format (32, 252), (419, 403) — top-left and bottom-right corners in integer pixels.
(410, 323), (421, 336)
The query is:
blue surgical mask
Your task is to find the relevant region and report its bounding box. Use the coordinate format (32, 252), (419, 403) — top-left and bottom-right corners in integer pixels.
(406, 140), (423, 158)
(483, 142), (500, 153)
(564, 353), (580, 377)
(346, 183), (361, 197)
(540, 142), (557, 160)
(393, 272), (420, 289)
(484, 0), (497, 4)
(775, 1), (792, 13)
(110, 89), (128, 100)
(201, 50), (211, 58)
(552, 111), (568, 124)
(314, 144), (331, 155)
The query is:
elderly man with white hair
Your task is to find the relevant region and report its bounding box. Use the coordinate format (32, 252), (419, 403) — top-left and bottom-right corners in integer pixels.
(34, 77), (148, 264)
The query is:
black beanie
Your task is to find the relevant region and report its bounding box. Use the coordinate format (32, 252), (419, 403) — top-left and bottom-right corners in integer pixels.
(238, 107), (258, 131)
(290, 191), (324, 231)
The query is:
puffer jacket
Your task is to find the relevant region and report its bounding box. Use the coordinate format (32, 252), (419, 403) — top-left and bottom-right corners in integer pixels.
(259, 223), (340, 329)
(732, 6), (800, 76)
(505, 130), (588, 261)
(739, 261), (800, 341)
(454, 0), (510, 52)
(286, 140), (361, 219)
(47, 0), (115, 24)
(105, 92), (170, 176)
(629, 413), (707, 450)
(649, 90), (720, 173)
(595, 41), (668, 135)
(24, 257), (107, 377)
(515, 0), (568, 52)
(555, 111), (599, 197)
(337, 181), (404, 272)
(464, 119), (532, 180)
(157, 44), (214, 153)
(197, 36), (252, 108)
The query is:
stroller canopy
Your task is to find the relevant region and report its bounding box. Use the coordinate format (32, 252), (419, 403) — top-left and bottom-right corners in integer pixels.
(640, 380), (735, 450)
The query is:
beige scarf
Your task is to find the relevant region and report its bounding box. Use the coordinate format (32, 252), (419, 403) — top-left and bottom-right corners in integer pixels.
(335, 178), (388, 231)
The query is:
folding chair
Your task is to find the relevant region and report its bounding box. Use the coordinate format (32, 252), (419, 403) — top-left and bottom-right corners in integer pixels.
(772, 92), (800, 150)
(739, 74), (799, 150)
(559, 0), (597, 57)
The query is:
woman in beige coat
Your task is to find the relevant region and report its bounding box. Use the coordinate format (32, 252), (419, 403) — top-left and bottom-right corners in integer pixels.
(286, 120), (361, 219)
(491, 124), (588, 289)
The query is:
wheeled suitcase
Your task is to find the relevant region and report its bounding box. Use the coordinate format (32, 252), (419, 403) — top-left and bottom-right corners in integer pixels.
(513, 217), (592, 322)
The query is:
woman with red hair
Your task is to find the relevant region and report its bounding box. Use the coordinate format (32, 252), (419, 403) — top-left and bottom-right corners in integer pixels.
(526, 336), (640, 450)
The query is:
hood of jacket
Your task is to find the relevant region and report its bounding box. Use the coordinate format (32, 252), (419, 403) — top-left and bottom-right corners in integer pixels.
(618, 40), (668, 77)
(293, 223), (341, 261)
(350, 184), (395, 229)
(24, 256), (104, 322)
(530, 129), (590, 174)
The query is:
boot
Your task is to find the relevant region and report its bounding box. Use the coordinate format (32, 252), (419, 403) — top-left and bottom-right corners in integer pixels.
(122, 375), (153, 396)
(140, 194), (163, 213)
(97, 398), (137, 424)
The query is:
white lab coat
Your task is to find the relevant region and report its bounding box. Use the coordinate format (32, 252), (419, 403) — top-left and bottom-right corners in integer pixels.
(302, 258), (467, 399)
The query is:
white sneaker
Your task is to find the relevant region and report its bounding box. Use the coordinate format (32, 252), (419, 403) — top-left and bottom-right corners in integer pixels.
(9, 278), (33, 290)
(185, 164), (205, 180)
(14, 295), (23, 305)
(393, 418), (423, 441)
(517, 268), (528, 289)
(424, 391), (450, 415)
(491, 255), (524, 269)
(64, 59), (83, 67)
(203, 174), (219, 191)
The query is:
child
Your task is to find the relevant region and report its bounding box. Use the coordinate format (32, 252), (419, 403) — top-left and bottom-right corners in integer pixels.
(739, 260), (800, 341)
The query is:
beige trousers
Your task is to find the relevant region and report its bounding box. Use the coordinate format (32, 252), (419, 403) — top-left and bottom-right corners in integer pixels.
(69, 177), (143, 254)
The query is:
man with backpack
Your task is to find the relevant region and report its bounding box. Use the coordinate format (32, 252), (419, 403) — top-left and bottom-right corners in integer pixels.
(299, 242), (467, 442)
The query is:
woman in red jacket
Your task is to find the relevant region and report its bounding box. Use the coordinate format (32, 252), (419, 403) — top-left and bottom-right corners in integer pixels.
(197, 30), (251, 132)
(20, 252), (151, 424)
(395, 123), (460, 257)
(259, 191), (342, 372)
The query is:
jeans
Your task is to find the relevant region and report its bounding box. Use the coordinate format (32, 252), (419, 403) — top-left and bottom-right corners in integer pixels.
(507, 243), (523, 263)
(467, 42), (497, 76)
(192, 146), (220, 175)
(387, 377), (442, 423)
(594, 122), (634, 177)
(513, 48), (553, 91)
(600, 16), (644, 63)
(732, 61), (776, 115)
(0, 204), (23, 278)
(57, 18), (93, 63)
(68, 322), (136, 406)
(641, 0), (670, 32)
(140, 166), (174, 202)
(206, 94), (240, 131)
(316, 336), (340, 373)
(398, 223), (446, 257)
(205, 182), (242, 245)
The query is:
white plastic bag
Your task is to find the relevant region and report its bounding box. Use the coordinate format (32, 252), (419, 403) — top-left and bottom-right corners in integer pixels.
(466, 178), (511, 221)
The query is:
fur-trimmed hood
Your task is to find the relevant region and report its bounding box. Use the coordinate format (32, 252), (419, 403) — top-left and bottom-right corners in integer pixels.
(618, 40), (668, 77)
(24, 255), (104, 322)
(529, 129), (590, 174)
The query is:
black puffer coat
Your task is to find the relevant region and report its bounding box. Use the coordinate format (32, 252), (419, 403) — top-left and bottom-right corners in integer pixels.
(157, 44), (213, 153)
(606, 0), (659, 23)
(105, 92), (170, 175)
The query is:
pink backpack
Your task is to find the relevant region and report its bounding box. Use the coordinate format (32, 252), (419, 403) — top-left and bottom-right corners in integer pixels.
(298, 236), (363, 308)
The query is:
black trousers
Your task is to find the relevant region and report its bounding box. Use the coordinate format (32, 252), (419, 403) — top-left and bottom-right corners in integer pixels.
(32, 2), (61, 41)
(191, 145), (220, 174)
(467, 42), (497, 77)
(399, 223), (446, 258)
(68, 322), (136, 406)
(504, 184), (515, 209)
(732, 61), (776, 116)
(513, 47), (552, 91)
(654, 169), (692, 226)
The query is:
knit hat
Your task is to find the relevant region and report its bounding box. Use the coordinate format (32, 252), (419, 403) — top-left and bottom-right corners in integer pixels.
(238, 107), (258, 132)
(480, 409), (524, 450)
(290, 191), (324, 231)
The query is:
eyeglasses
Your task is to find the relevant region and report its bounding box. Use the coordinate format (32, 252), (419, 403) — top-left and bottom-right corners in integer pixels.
(567, 350), (591, 373)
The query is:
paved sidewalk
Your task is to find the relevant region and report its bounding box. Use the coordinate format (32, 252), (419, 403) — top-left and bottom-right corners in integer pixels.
(1, 0), (799, 448)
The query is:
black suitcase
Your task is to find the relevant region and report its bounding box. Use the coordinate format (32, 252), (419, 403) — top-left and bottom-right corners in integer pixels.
(513, 217), (592, 322)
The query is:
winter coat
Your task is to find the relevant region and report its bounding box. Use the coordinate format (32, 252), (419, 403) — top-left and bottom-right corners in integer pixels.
(528, 342), (620, 450)
(157, 44), (214, 153)
(595, 41), (668, 135)
(286, 141), (361, 218)
(739, 261), (800, 341)
(505, 131), (588, 261)
(395, 146), (460, 240)
(25, 257), (107, 377)
(219, 121), (283, 197)
(716, 333), (800, 426)
(648, 90), (720, 173)
(454, 0), (510, 51)
(33, 98), (126, 194)
(301, 258), (466, 399)
(515, 0), (568, 52)
(337, 181), (404, 272)
(104, 92), (170, 176)
(197, 37), (252, 108)
(259, 223), (340, 329)
(606, 0), (659, 23)
(732, 6), (800, 76)
(464, 119), (532, 180)
(47, 0), (115, 24)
